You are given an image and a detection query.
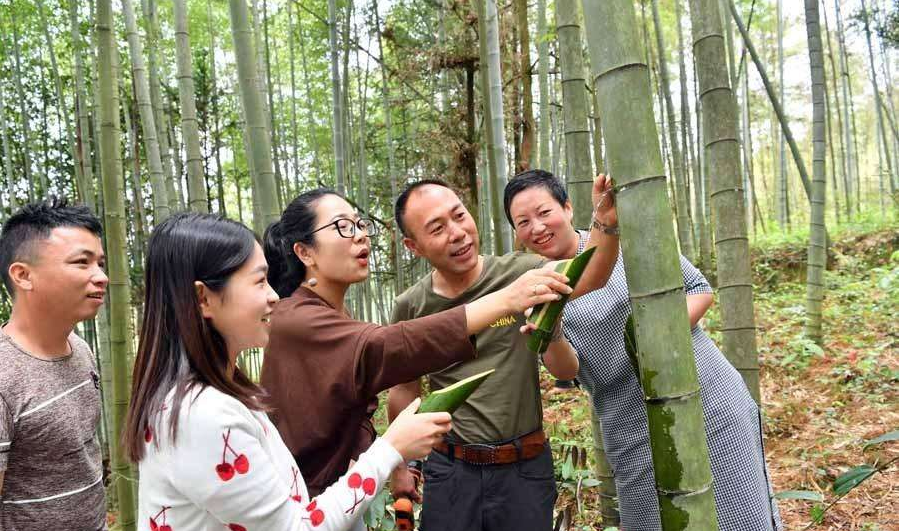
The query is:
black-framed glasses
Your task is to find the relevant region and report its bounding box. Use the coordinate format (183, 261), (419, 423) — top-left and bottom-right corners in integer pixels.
(311, 217), (378, 238)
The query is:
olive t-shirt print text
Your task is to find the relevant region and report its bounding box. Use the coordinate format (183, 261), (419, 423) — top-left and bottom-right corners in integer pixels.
(392, 252), (547, 444)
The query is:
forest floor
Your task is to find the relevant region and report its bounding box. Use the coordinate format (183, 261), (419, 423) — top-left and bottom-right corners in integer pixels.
(544, 221), (900, 531)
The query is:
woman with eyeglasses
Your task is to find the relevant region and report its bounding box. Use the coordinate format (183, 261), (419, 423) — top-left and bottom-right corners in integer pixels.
(261, 189), (573, 505)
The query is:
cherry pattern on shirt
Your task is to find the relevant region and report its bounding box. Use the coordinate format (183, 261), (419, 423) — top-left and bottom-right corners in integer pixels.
(143, 405), (168, 444)
(289, 467), (303, 502)
(216, 428), (250, 482)
(226, 524), (247, 531)
(344, 472), (376, 515)
(149, 506), (172, 531)
(303, 499), (325, 527)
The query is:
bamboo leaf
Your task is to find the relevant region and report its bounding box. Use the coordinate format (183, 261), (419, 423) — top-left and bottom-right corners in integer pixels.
(863, 429), (899, 449)
(833, 465), (877, 495)
(773, 490), (824, 502)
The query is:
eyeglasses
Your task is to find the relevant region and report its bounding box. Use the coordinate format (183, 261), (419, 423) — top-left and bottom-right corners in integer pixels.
(311, 217), (378, 239)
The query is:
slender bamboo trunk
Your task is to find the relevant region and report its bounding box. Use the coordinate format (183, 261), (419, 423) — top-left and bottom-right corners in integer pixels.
(551, 96), (561, 177)
(124, 97), (147, 297)
(805, 0), (828, 343)
(675, 0), (696, 242)
(480, 0), (513, 254)
(297, 24), (322, 184)
(10, 10), (35, 202)
(96, 0), (137, 527)
(821, 0), (849, 221)
(0, 81), (17, 214)
(141, 0), (178, 213)
(651, 0), (694, 261)
(537, 0), (550, 169)
(582, 0), (717, 527)
(288, 1), (300, 193)
(692, 57), (713, 275)
(340, 1), (353, 198)
(516, 0), (536, 171)
(40, 56), (50, 196)
(557, 0), (594, 223)
(228, 0), (281, 230)
(173, 0), (209, 212)
(834, 0), (857, 215)
(776, 0), (790, 229)
(36, 0), (81, 196)
(727, 0), (812, 202)
(123, 0), (170, 223)
(327, 0), (346, 194)
(690, 0), (760, 401)
(272, 37), (289, 202)
(741, 53), (757, 235)
(71, 0), (96, 211)
(371, 0), (403, 292)
(207, 0), (226, 216)
(859, 0), (898, 192)
(96, 300), (115, 504)
(261, 0), (285, 206)
(877, 108), (886, 216)
(824, 71), (842, 222)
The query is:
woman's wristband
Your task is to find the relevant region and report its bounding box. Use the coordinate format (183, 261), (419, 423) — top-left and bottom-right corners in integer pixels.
(591, 215), (620, 235)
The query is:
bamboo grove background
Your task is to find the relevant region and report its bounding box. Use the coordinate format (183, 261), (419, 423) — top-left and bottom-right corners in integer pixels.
(0, 0), (897, 529)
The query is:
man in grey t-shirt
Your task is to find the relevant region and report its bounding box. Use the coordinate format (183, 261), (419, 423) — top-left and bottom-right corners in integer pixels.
(0, 198), (109, 531)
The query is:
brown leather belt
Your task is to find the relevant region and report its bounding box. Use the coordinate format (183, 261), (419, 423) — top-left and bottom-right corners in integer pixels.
(433, 429), (547, 465)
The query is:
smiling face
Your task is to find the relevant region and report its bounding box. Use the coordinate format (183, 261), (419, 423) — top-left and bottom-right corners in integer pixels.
(296, 194), (372, 286)
(508, 186), (579, 260)
(199, 243), (279, 355)
(11, 226), (109, 324)
(401, 184), (481, 276)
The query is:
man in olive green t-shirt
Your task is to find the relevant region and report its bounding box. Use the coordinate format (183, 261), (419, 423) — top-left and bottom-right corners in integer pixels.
(388, 177), (619, 531)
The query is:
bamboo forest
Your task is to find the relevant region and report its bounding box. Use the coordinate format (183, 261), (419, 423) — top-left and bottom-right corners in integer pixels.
(0, 0), (898, 529)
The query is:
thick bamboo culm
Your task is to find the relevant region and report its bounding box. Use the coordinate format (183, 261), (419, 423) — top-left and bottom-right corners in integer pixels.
(581, 0), (717, 527)
(690, 0), (761, 402)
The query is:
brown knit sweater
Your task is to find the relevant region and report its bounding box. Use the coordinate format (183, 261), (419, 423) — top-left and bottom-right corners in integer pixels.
(261, 286), (475, 493)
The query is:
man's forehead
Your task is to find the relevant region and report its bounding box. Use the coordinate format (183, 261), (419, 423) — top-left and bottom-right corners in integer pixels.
(40, 226), (103, 253)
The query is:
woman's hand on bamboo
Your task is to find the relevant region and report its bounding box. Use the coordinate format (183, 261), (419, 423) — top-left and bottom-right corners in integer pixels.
(591, 173), (618, 228)
(502, 268), (572, 315)
(382, 398), (452, 462)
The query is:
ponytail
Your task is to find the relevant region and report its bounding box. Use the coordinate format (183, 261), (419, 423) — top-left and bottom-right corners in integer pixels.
(263, 188), (341, 298)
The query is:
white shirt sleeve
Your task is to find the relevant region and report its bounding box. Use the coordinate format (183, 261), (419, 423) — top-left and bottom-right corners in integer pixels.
(165, 391), (402, 531)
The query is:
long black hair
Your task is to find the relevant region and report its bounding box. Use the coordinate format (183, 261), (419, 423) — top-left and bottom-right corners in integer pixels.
(124, 213), (268, 462)
(263, 188), (341, 298)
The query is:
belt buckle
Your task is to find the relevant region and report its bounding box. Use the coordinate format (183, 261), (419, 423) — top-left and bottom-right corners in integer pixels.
(462, 443), (497, 464)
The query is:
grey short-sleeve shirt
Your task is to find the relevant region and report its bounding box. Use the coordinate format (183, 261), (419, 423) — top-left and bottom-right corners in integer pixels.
(0, 326), (107, 531)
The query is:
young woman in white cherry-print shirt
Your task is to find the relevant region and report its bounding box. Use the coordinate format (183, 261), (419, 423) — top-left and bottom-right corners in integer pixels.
(123, 213), (450, 531)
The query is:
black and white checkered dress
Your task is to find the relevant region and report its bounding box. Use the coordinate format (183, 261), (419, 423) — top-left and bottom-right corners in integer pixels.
(563, 231), (782, 531)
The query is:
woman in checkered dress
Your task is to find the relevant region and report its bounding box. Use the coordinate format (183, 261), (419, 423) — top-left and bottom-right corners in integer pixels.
(504, 171), (782, 531)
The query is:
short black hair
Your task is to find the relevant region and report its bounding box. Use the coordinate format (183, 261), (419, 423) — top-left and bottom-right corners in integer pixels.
(503, 169), (568, 226)
(0, 197), (103, 294)
(393, 179), (453, 237)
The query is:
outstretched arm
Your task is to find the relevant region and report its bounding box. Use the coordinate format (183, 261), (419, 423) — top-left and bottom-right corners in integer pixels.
(570, 174), (619, 299)
(541, 335), (579, 380)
